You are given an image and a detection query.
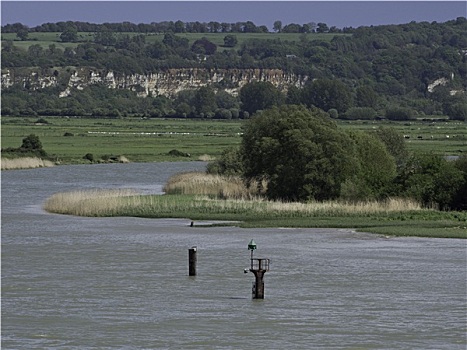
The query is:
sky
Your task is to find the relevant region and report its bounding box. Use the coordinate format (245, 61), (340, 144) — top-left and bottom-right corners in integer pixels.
(1, 1), (466, 29)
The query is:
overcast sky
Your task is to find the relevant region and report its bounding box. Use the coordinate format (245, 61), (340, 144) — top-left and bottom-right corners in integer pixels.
(1, 1), (466, 29)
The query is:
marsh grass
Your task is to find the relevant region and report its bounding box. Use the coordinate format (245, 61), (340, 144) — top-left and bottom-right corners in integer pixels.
(163, 172), (265, 199)
(44, 189), (138, 216)
(1, 157), (55, 170)
(43, 174), (466, 238)
(44, 187), (424, 218)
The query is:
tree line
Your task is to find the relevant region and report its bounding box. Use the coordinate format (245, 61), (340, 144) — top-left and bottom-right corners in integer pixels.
(2, 19), (343, 35)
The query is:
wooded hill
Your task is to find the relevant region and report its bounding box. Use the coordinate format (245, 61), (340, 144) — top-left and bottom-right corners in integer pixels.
(1, 18), (466, 120)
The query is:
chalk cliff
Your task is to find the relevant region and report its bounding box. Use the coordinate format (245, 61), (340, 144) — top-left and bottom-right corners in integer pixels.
(1, 67), (308, 98)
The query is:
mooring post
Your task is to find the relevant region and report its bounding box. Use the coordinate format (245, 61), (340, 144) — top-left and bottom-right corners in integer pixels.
(247, 239), (270, 299)
(188, 246), (197, 276)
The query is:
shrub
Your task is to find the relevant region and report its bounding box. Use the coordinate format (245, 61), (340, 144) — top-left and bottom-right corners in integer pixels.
(385, 107), (415, 120)
(168, 149), (191, 157)
(83, 153), (94, 163)
(345, 107), (377, 120)
(35, 117), (49, 124)
(19, 134), (47, 157)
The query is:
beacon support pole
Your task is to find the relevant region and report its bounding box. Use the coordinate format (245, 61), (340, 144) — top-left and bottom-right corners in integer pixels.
(247, 239), (270, 299)
(188, 246), (197, 276)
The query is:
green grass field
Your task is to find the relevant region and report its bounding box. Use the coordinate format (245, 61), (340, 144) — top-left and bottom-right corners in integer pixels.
(1, 31), (344, 51)
(2, 116), (465, 164)
(1, 116), (244, 163)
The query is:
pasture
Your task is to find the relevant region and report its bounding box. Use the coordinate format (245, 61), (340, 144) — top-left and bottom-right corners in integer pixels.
(1, 116), (465, 164)
(1, 31), (345, 51)
(1, 116), (243, 163)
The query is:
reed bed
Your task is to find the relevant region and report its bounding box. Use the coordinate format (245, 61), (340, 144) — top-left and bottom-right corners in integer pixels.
(42, 175), (465, 238)
(1, 157), (55, 170)
(163, 171), (264, 199)
(44, 187), (424, 218)
(185, 196), (423, 216)
(43, 189), (138, 216)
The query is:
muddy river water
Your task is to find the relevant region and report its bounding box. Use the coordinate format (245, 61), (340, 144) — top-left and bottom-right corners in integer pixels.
(2, 162), (466, 349)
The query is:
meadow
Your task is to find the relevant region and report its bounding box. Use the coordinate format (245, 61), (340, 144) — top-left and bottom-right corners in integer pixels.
(1, 116), (242, 163)
(1, 116), (465, 164)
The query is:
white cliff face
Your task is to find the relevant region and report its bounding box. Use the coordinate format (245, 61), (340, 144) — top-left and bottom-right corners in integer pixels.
(1, 67), (308, 98)
(427, 77), (450, 93)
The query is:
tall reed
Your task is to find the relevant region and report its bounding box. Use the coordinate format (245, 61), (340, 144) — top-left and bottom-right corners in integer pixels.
(44, 189), (424, 218)
(1, 157), (55, 170)
(163, 172), (263, 199)
(43, 189), (137, 216)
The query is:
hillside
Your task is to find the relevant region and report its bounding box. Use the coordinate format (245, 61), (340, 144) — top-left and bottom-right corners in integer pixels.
(1, 18), (466, 120)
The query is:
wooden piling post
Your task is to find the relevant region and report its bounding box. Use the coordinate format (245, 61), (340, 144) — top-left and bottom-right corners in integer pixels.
(188, 246), (197, 276)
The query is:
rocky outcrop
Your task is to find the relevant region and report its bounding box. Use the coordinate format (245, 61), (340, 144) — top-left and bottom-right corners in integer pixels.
(1, 67), (308, 98)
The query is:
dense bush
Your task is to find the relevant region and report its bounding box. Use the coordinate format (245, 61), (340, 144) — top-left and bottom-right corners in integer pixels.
(241, 105), (358, 201)
(345, 107), (377, 120)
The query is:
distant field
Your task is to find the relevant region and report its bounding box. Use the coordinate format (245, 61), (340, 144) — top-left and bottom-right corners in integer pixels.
(1, 117), (244, 163)
(1, 117), (465, 164)
(339, 119), (467, 155)
(1, 31), (347, 50)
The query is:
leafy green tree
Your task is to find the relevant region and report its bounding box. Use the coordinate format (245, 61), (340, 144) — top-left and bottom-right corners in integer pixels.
(239, 81), (284, 115)
(21, 134), (43, 151)
(223, 34), (238, 48)
(194, 86), (217, 116)
(192, 37), (217, 55)
(28, 44), (43, 58)
(175, 102), (192, 117)
(174, 20), (185, 33)
(385, 107), (415, 121)
(60, 24), (78, 42)
(207, 147), (244, 176)
(94, 28), (117, 46)
(20, 134), (47, 156)
(450, 156), (467, 210)
(316, 23), (329, 33)
(16, 28), (29, 41)
(241, 105), (358, 201)
(346, 131), (397, 199)
(285, 85), (302, 105)
(345, 107), (377, 120)
(282, 23), (301, 33)
(162, 33), (189, 53)
(355, 86), (380, 108)
(374, 127), (409, 168)
(301, 79), (353, 113)
(444, 95), (467, 121)
(396, 154), (465, 209)
(215, 90), (239, 110)
(273, 20), (282, 33)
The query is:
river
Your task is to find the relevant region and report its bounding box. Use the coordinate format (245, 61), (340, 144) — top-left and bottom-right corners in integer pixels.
(1, 162), (466, 349)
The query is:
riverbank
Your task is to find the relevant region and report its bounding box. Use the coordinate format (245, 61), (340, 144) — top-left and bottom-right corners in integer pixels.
(1, 157), (55, 170)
